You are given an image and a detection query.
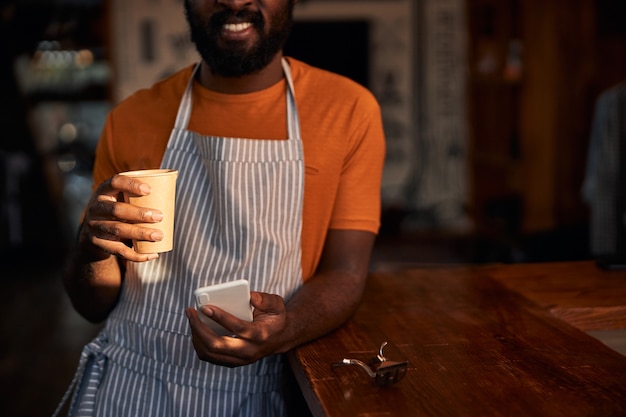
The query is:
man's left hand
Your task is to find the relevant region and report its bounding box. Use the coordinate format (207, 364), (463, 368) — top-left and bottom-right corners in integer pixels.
(185, 291), (287, 367)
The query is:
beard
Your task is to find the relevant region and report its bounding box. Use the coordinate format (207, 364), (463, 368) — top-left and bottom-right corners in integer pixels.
(184, 0), (295, 78)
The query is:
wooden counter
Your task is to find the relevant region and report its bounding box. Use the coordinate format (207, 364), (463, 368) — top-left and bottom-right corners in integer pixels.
(488, 261), (626, 331)
(289, 261), (626, 417)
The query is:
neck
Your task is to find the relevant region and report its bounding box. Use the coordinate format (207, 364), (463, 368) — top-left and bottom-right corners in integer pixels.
(197, 53), (285, 94)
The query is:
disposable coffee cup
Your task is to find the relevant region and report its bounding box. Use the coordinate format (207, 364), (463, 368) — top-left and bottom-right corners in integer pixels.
(119, 169), (178, 254)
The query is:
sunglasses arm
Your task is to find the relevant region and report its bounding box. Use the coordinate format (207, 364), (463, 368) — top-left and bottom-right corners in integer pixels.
(334, 358), (377, 378)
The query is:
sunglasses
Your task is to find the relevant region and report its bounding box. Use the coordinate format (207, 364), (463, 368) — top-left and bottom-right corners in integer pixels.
(332, 341), (408, 387)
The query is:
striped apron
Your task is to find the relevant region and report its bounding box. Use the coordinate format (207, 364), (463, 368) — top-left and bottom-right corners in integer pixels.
(55, 59), (304, 417)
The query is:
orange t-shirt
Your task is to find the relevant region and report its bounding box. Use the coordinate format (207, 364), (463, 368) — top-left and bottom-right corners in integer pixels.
(93, 57), (385, 280)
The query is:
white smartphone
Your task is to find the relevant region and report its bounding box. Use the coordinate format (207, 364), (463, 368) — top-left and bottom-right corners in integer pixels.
(194, 279), (253, 336)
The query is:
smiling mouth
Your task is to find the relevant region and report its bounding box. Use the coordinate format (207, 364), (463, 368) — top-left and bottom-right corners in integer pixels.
(223, 22), (253, 32)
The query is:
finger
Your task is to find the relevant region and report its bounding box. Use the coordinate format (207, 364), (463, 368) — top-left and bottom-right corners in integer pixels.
(250, 292), (285, 314)
(86, 219), (163, 262)
(185, 308), (252, 366)
(89, 175), (149, 203)
(200, 305), (253, 338)
(89, 198), (163, 224)
(92, 176), (126, 198)
(110, 174), (152, 196)
(92, 238), (159, 262)
(186, 307), (250, 352)
(186, 307), (215, 339)
(88, 219), (164, 242)
(186, 307), (240, 345)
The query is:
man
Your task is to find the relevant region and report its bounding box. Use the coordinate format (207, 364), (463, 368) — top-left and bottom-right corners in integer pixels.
(57, 0), (385, 415)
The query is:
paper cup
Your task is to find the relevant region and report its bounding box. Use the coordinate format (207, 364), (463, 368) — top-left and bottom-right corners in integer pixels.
(119, 169), (178, 253)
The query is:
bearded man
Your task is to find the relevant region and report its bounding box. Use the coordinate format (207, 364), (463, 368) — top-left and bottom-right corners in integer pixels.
(56, 1), (385, 415)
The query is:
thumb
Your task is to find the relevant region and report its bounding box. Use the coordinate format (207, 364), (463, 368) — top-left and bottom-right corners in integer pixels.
(250, 291), (263, 308)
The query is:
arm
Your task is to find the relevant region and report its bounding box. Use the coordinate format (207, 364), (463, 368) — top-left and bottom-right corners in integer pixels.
(185, 228), (375, 366)
(63, 175), (166, 323)
(280, 229), (375, 349)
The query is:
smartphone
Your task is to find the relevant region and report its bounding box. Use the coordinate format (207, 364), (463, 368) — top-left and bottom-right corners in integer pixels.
(194, 279), (253, 336)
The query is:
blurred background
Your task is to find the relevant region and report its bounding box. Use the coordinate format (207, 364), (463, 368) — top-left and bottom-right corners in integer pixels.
(1, 0), (625, 415)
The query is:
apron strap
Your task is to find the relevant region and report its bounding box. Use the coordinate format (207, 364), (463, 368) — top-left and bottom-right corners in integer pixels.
(281, 58), (301, 142)
(172, 63), (201, 131)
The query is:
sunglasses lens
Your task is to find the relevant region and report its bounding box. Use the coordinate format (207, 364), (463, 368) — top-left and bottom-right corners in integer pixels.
(374, 361), (408, 387)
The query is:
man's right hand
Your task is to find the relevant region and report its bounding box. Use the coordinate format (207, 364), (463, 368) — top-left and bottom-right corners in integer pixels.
(79, 173), (164, 263)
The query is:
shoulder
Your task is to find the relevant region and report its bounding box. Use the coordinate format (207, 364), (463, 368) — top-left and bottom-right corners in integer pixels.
(109, 65), (195, 125)
(96, 65), (195, 177)
(287, 57), (380, 113)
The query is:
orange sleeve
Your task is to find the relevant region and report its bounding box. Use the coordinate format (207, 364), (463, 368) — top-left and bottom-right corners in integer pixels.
(91, 68), (189, 190)
(92, 109), (169, 191)
(328, 95), (385, 233)
(293, 59), (386, 278)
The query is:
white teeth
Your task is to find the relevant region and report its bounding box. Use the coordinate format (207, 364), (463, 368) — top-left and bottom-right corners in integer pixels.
(223, 22), (252, 32)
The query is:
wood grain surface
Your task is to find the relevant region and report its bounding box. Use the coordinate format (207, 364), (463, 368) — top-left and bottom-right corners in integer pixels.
(487, 261), (626, 330)
(290, 263), (626, 417)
